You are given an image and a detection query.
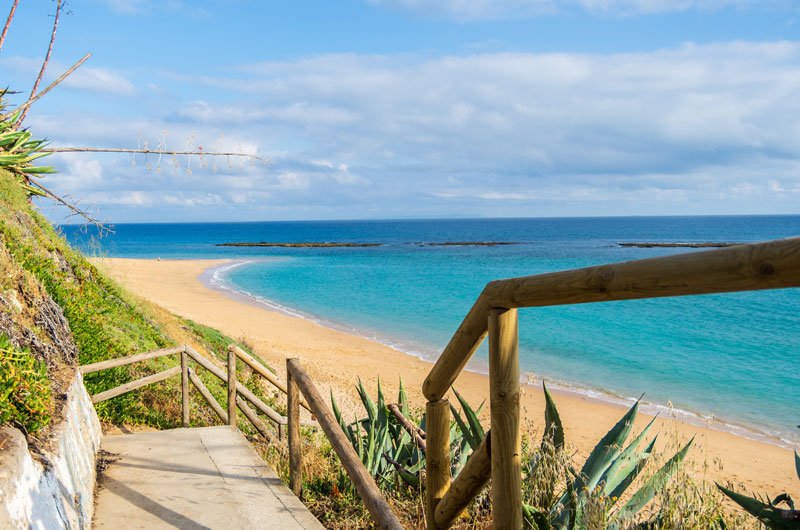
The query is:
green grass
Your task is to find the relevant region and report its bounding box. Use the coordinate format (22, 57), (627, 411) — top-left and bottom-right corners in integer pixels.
(0, 168), (175, 425)
(0, 334), (52, 434)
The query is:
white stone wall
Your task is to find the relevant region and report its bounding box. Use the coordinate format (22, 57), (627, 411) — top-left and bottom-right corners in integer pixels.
(0, 371), (102, 529)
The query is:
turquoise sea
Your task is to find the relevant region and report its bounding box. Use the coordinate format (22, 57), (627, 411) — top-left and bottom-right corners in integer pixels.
(63, 216), (800, 446)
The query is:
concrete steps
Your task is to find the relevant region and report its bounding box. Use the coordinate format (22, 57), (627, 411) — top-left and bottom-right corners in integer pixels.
(93, 426), (324, 529)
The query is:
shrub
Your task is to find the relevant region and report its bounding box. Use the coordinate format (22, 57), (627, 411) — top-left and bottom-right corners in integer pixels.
(0, 334), (52, 434)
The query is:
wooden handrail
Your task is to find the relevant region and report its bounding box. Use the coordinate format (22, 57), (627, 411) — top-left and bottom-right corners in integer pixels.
(287, 358), (404, 530)
(423, 236), (800, 529)
(424, 236), (800, 401)
(188, 367), (228, 424)
(83, 345), (288, 438)
(229, 344), (312, 412)
(184, 346), (286, 426)
(80, 345), (185, 375)
(91, 365), (181, 403)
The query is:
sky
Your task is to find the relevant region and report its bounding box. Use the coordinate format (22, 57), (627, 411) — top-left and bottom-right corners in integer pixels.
(1, 0), (799, 223)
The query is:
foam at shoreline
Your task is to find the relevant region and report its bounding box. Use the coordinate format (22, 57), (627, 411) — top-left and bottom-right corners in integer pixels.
(201, 259), (799, 450)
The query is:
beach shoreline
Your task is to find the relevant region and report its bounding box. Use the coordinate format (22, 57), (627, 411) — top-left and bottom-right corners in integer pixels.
(202, 258), (798, 452)
(91, 256), (800, 496)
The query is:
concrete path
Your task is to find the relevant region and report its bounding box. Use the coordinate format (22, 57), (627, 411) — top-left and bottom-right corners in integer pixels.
(93, 426), (324, 529)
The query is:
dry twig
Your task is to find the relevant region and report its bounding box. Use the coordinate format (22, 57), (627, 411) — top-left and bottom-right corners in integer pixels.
(40, 146), (270, 164)
(19, 0), (64, 124)
(0, 0), (19, 52)
(0, 53), (92, 122)
(28, 179), (109, 233)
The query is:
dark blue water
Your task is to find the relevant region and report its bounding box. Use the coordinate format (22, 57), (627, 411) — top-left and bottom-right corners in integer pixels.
(63, 216), (800, 445)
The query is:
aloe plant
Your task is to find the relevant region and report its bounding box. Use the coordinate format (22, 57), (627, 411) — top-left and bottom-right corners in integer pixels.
(331, 380), (485, 491)
(524, 384), (693, 529)
(717, 449), (800, 529)
(0, 90), (55, 194)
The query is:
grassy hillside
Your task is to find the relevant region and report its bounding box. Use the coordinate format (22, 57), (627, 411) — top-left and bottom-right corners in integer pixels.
(0, 168), (277, 432)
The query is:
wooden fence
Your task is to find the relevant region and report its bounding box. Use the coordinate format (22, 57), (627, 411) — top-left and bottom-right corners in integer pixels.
(78, 237), (800, 529)
(80, 343), (305, 443)
(422, 237), (800, 529)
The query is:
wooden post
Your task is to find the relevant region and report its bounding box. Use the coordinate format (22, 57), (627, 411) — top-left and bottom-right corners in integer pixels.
(426, 399), (451, 530)
(488, 307), (521, 529)
(287, 359), (403, 530)
(227, 348), (237, 427)
(435, 432), (491, 529)
(230, 344), (311, 412)
(287, 359), (302, 496)
(181, 349), (190, 427)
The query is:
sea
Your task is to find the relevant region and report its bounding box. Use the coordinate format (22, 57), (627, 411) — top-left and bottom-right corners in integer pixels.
(61, 216), (800, 447)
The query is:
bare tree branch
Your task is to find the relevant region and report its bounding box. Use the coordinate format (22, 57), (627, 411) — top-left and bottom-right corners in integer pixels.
(41, 146), (270, 164)
(18, 0), (64, 124)
(0, 0), (20, 52)
(0, 53), (92, 121)
(28, 179), (110, 233)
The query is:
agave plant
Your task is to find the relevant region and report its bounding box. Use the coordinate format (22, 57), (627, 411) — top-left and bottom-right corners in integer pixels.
(717, 449), (800, 529)
(450, 388), (486, 476)
(331, 379), (486, 491)
(0, 89), (55, 195)
(523, 384), (693, 529)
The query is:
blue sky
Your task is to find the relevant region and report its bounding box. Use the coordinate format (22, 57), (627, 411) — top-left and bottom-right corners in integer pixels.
(2, 0), (800, 223)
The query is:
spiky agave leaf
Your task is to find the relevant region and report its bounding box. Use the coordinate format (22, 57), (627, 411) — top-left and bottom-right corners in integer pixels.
(453, 388), (486, 450)
(604, 436), (657, 502)
(579, 399), (641, 492)
(717, 484), (800, 529)
(398, 378), (409, 417)
(601, 417), (657, 499)
(543, 382), (565, 451)
(356, 378), (377, 422)
(550, 398), (641, 527)
(795, 450), (799, 481)
(616, 437), (694, 521)
(331, 391), (359, 448)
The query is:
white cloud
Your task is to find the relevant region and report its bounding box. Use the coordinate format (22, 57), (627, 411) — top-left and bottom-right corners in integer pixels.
(367, 0), (774, 19)
(63, 67), (137, 96)
(31, 40), (800, 221)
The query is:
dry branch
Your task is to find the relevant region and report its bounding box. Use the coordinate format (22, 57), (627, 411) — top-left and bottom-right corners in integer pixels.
(40, 146), (270, 164)
(28, 179), (108, 232)
(0, 53), (92, 122)
(19, 0), (63, 124)
(388, 403), (426, 453)
(0, 0), (19, 52)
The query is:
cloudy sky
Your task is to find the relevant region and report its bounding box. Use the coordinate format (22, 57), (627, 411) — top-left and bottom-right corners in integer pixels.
(2, 0), (800, 223)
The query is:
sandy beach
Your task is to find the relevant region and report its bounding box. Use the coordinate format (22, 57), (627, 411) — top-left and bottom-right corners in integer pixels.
(92, 257), (799, 496)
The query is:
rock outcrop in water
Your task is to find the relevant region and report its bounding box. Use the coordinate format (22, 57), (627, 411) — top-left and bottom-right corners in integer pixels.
(217, 242), (383, 248)
(417, 241), (518, 247)
(618, 242), (741, 248)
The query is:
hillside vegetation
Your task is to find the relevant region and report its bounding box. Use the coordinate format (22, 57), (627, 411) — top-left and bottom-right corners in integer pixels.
(0, 168), (277, 436)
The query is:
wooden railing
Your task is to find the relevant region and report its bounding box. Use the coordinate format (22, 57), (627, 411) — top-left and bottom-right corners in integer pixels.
(286, 358), (404, 530)
(80, 343), (302, 444)
(422, 237), (800, 529)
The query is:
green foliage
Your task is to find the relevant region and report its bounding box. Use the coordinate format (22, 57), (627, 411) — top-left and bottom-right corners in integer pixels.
(0, 90), (55, 194)
(331, 380), (486, 492)
(0, 168), (174, 426)
(524, 386), (692, 529)
(0, 334), (52, 434)
(332, 379), (425, 490)
(717, 446), (800, 529)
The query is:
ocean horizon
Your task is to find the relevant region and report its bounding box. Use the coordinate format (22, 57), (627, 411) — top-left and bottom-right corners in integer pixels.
(63, 215), (800, 447)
